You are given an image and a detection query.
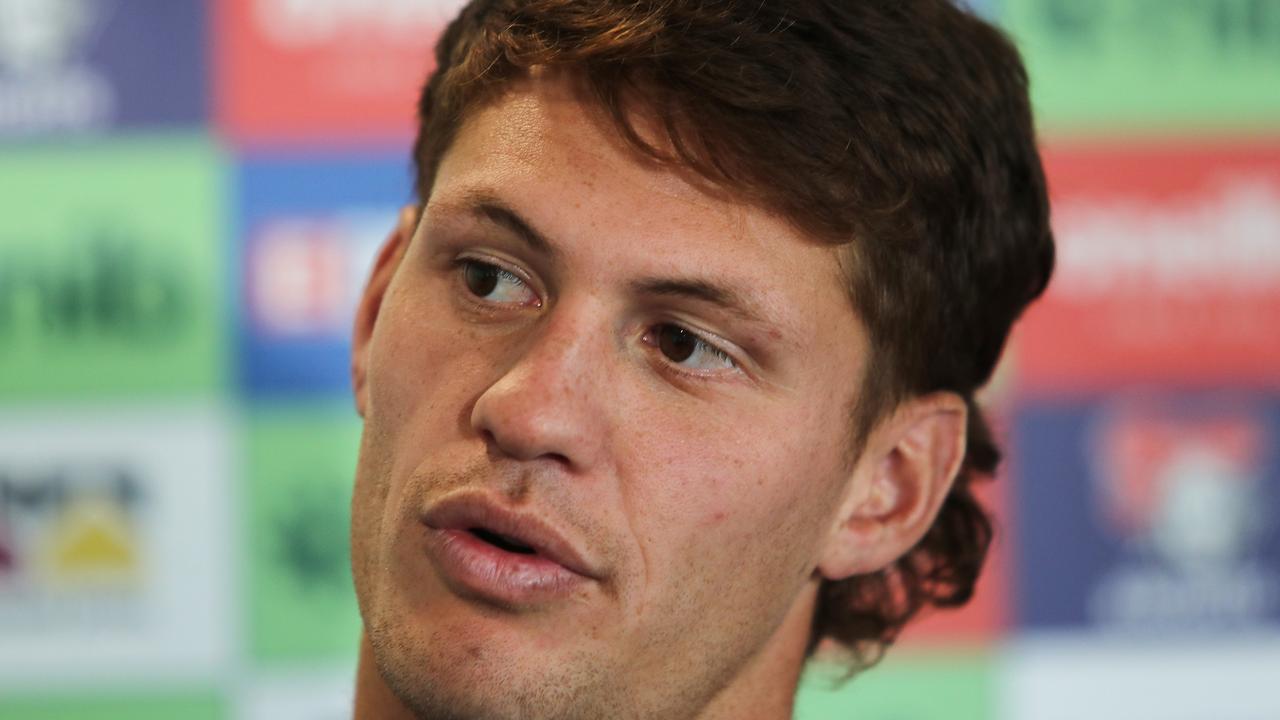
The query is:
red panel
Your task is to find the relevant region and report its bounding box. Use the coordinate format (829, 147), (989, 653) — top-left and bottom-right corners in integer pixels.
(1015, 143), (1280, 391)
(215, 0), (462, 142)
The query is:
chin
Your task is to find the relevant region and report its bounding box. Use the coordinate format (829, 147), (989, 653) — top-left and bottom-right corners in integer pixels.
(364, 592), (625, 720)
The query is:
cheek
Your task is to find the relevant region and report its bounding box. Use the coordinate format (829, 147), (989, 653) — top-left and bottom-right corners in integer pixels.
(624, 399), (839, 586)
(367, 279), (484, 438)
(616, 412), (837, 662)
(360, 278), (497, 516)
(368, 283), (450, 422)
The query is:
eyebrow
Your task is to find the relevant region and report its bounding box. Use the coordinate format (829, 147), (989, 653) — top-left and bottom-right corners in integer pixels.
(462, 191), (557, 259)
(630, 277), (769, 327)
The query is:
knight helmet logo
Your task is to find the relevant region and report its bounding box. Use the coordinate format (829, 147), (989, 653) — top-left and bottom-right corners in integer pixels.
(1086, 399), (1279, 629)
(1093, 402), (1268, 574)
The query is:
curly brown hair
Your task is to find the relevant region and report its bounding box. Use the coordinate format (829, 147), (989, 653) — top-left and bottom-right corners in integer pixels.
(409, 0), (1054, 673)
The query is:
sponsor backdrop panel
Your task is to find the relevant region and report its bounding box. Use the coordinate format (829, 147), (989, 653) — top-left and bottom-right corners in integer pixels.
(1000, 636), (1280, 719)
(1016, 144), (1280, 391)
(0, 0), (207, 138)
(0, 406), (235, 686)
(245, 405), (364, 663)
(1011, 392), (1280, 633)
(214, 0), (465, 142)
(0, 138), (228, 399)
(236, 154), (408, 398)
(1003, 0), (1280, 133)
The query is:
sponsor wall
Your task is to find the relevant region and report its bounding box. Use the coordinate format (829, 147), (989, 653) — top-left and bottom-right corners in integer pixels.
(0, 1), (1276, 718)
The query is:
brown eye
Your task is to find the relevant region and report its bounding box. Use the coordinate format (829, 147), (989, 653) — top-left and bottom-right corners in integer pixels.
(458, 259), (540, 307)
(463, 261), (499, 297)
(649, 324), (736, 372)
(656, 325), (697, 363)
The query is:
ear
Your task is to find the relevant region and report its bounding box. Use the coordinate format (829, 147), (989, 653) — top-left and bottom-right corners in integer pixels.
(817, 392), (968, 580)
(351, 205), (418, 418)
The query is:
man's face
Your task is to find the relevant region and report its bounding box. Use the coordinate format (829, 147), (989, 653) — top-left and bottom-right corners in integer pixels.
(350, 74), (870, 719)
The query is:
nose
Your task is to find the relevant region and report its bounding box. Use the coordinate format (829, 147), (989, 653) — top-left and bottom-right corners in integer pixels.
(469, 307), (609, 471)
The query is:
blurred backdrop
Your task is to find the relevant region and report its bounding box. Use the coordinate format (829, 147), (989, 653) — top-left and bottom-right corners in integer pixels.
(0, 1), (1277, 719)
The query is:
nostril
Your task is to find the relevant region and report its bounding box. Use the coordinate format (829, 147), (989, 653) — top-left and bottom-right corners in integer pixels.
(476, 423), (575, 467)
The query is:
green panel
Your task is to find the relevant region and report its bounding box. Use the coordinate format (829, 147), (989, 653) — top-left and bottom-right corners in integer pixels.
(0, 690), (225, 720)
(795, 652), (992, 720)
(0, 137), (227, 398)
(246, 404), (364, 663)
(1003, 0), (1280, 132)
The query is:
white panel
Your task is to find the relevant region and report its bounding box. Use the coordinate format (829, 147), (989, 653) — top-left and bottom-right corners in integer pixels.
(0, 404), (236, 688)
(237, 666), (357, 720)
(999, 633), (1280, 720)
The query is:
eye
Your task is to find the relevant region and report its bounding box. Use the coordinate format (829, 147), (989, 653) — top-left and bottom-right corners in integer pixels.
(647, 324), (736, 372)
(460, 259), (539, 306)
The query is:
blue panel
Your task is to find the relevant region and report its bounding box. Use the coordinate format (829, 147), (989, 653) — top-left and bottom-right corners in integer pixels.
(235, 153), (413, 397)
(1013, 391), (1280, 634)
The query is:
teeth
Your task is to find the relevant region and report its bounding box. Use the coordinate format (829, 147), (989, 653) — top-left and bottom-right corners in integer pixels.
(470, 527), (536, 555)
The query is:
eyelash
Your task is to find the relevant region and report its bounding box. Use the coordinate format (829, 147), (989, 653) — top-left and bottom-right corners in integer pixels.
(643, 324), (738, 374)
(455, 258), (739, 375)
(454, 257), (539, 308)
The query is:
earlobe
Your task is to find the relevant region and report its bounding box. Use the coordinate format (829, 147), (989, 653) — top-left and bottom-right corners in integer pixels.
(817, 393), (968, 581)
(351, 205), (418, 418)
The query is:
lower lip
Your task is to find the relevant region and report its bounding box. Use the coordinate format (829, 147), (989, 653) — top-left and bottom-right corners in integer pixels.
(423, 527), (590, 606)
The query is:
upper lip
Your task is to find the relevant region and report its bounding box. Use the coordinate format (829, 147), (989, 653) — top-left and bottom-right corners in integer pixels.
(422, 492), (599, 579)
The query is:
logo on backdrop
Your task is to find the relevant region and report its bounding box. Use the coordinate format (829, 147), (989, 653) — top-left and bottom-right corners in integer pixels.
(274, 480), (350, 592)
(1088, 402), (1278, 628)
(242, 209), (389, 394)
(252, 0), (450, 46)
(0, 0), (93, 75)
(1031, 0), (1277, 54)
(0, 0), (111, 133)
(1017, 147), (1280, 390)
(1003, 0), (1280, 126)
(1053, 178), (1280, 300)
(0, 0), (205, 136)
(244, 412), (362, 662)
(247, 213), (385, 338)
(236, 154), (408, 396)
(0, 462), (145, 626)
(0, 228), (190, 345)
(217, 0), (463, 139)
(0, 411), (232, 678)
(1014, 395), (1280, 633)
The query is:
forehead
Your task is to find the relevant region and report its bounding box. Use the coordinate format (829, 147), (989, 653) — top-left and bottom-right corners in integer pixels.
(440, 77), (759, 248)
(427, 73), (868, 375)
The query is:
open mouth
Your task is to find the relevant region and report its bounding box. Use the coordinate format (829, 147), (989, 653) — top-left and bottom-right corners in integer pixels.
(469, 527), (537, 555)
(422, 495), (596, 582)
